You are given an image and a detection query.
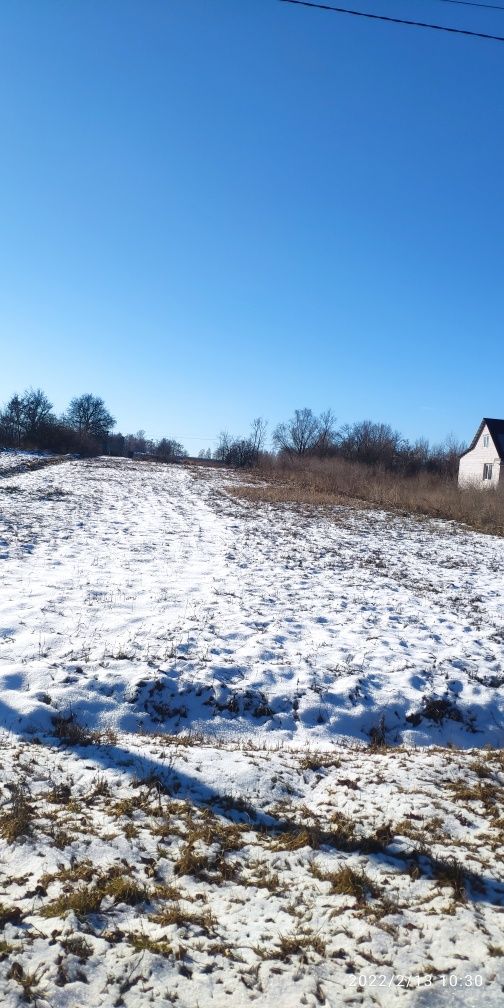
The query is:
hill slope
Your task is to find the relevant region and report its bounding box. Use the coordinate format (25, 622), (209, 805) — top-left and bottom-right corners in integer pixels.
(0, 457), (503, 746)
(0, 458), (503, 1007)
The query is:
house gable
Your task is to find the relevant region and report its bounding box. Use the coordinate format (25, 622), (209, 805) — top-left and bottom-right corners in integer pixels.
(458, 418), (504, 487)
(460, 418), (504, 461)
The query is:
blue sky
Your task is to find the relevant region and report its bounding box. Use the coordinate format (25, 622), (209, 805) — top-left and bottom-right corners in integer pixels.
(1, 0), (503, 453)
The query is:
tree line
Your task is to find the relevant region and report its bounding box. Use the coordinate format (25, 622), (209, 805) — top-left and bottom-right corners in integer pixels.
(0, 391), (465, 477)
(213, 408), (465, 477)
(0, 389), (187, 461)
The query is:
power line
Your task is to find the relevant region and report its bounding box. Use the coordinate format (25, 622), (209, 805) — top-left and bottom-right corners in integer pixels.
(278, 0), (504, 41)
(431, 0), (504, 12)
(162, 434), (221, 442)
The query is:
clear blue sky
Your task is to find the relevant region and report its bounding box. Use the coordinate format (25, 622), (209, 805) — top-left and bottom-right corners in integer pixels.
(1, 0), (503, 453)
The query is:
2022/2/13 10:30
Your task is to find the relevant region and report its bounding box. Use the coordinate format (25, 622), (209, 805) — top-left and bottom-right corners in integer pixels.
(348, 974), (484, 988)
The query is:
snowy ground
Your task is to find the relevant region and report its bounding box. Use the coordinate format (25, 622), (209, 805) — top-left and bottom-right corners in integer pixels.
(0, 450), (59, 477)
(0, 457), (503, 747)
(1, 734), (503, 1008)
(0, 457), (503, 1005)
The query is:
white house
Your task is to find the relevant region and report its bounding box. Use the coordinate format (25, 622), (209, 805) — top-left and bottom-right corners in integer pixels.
(458, 418), (504, 488)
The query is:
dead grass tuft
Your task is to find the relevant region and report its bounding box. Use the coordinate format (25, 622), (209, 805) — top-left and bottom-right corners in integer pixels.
(52, 714), (94, 746)
(110, 796), (142, 818)
(7, 962), (46, 1003)
(173, 816), (246, 880)
(239, 863), (281, 892)
(126, 933), (177, 958)
(0, 904), (22, 928)
(255, 930), (326, 962)
(51, 714), (118, 748)
(173, 843), (212, 879)
(40, 886), (105, 919)
(299, 752), (341, 771)
(271, 827), (319, 851)
(0, 785), (34, 842)
(430, 857), (467, 902)
(61, 935), (94, 960)
(446, 778), (499, 820)
(104, 875), (147, 905)
(40, 860), (96, 889)
(311, 863), (379, 903)
(150, 902), (216, 934)
(488, 945), (504, 957)
(0, 940), (15, 961)
(40, 866), (147, 918)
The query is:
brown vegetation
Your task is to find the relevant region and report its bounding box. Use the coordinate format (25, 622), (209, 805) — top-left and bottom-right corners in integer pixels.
(0, 785), (34, 842)
(311, 863), (379, 903)
(40, 870), (147, 919)
(231, 455), (504, 536)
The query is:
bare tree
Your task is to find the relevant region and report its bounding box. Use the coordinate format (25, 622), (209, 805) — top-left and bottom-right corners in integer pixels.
(214, 431), (232, 461)
(107, 432), (126, 456)
(156, 438), (187, 461)
(250, 417), (268, 453)
(213, 420), (265, 469)
(22, 388), (54, 443)
(273, 408), (322, 456)
(124, 430), (147, 455)
(338, 420), (404, 468)
(66, 394), (115, 441)
(0, 394), (26, 447)
(314, 409), (338, 457)
(430, 434), (467, 478)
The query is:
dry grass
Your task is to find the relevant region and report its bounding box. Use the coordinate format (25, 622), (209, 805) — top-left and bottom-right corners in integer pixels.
(40, 860), (96, 889)
(299, 752), (341, 771)
(172, 817), (246, 880)
(311, 863), (379, 903)
(40, 866), (147, 918)
(0, 785), (34, 842)
(238, 864), (281, 892)
(430, 856), (467, 902)
(126, 933), (177, 957)
(232, 457), (504, 536)
(173, 840), (239, 882)
(40, 885), (105, 918)
(0, 940), (15, 961)
(61, 935), (93, 960)
(446, 778), (500, 821)
(52, 714), (118, 748)
(6, 962), (46, 1003)
(150, 902), (216, 934)
(0, 904), (22, 928)
(104, 875), (147, 905)
(393, 815), (446, 846)
(255, 930), (326, 962)
(52, 714), (95, 746)
(270, 827), (320, 852)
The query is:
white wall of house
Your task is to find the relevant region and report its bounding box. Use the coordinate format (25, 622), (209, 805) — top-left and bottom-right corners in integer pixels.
(458, 424), (502, 487)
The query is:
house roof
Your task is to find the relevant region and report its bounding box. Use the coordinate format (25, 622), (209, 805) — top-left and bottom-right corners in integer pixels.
(460, 418), (504, 459)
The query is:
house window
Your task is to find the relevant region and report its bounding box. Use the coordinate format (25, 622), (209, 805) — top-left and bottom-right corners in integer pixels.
(483, 435), (489, 447)
(483, 463), (493, 480)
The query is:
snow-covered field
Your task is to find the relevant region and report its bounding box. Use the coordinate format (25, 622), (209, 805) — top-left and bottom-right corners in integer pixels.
(0, 449), (58, 476)
(1, 457), (503, 746)
(0, 457), (503, 1006)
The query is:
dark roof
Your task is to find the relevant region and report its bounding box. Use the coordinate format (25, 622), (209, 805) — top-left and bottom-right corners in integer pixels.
(460, 418), (504, 460)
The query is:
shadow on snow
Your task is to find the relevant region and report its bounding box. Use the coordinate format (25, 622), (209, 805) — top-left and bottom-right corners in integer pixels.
(0, 695), (503, 910)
